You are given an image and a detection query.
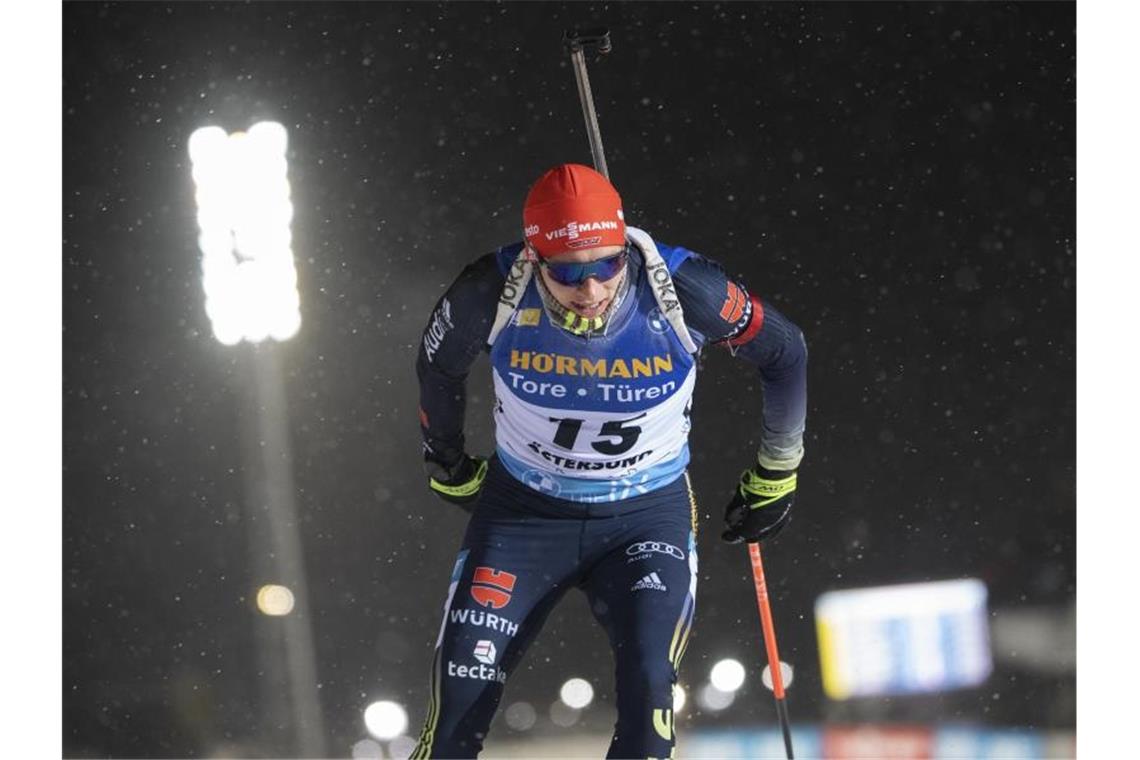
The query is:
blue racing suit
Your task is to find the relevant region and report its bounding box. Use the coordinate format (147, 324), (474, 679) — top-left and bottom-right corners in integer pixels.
(411, 230), (807, 758)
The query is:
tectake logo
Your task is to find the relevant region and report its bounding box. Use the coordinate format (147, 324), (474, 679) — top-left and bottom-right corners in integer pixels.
(447, 660), (507, 683)
(470, 566), (517, 610)
(473, 639), (497, 665)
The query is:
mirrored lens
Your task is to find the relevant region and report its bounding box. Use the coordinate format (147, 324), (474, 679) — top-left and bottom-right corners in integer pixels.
(545, 250), (627, 286)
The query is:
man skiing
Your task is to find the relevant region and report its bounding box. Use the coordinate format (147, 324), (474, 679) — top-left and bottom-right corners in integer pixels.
(411, 163), (807, 758)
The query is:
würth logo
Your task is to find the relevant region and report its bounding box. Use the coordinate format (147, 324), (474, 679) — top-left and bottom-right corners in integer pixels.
(470, 567), (517, 609)
(719, 282), (746, 324)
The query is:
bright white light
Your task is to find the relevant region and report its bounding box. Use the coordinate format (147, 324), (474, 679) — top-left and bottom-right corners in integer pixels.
(710, 658), (747, 692)
(249, 120), (289, 155)
(672, 683), (687, 712)
(189, 121), (302, 345)
(255, 584), (295, 616)
(761, 661), (795, 691)
(363, 700), (408, 740)
(559, 678), (594, 709)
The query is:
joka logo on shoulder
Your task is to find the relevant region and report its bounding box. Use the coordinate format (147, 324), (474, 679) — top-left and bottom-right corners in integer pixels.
(470, 566), (517, 610)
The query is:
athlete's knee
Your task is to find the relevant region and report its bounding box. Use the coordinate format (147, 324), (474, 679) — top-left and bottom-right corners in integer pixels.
(615, 660), (676, 702)
(411, 668), (502, 758)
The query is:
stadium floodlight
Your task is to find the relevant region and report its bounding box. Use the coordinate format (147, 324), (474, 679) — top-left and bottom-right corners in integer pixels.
(363, 700), (408, 740)
(709, 658), (746, 693)
(559, 677), (595, 709)
(188, 121), (301, 345)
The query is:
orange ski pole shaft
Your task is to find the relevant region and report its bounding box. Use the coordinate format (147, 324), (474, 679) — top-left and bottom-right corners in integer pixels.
(748, 541), (794, 759)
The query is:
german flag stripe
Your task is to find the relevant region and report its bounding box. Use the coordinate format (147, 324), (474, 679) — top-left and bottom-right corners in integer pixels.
(726, 294), (765, 348)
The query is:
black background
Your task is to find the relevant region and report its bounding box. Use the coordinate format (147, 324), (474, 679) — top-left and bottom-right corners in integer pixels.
(63, 2), (1074, 756)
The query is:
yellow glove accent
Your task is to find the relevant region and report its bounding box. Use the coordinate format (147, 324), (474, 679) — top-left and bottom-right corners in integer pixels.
(739, 469), (797, 509)
(429, 458), (488, 498)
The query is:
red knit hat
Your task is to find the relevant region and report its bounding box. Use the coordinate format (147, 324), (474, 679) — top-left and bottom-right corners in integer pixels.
(522, 163), (626, 258)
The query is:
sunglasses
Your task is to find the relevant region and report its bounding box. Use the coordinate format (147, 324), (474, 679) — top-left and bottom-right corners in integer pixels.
(537, 246), (629, 287)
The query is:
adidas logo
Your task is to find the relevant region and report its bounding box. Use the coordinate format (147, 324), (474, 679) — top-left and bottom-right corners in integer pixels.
(631, 572), (667, 592)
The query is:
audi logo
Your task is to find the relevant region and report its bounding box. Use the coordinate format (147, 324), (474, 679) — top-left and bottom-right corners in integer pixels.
(625, 541), (684, 560)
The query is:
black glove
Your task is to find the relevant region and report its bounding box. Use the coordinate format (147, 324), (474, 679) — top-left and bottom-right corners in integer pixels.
(721, 465), (797, 544)
(425, 453), (488, 509)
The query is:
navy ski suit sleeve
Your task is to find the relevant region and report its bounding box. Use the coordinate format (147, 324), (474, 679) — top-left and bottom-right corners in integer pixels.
(673, 253), (808, 470)
(415, 252), (505, 468)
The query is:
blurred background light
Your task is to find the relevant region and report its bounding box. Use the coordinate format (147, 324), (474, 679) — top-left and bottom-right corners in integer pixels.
(363, 701), (408, 741)
(387, 735), (417, 759)
(815, 578), (991, 700)
(549, 700), (580, 728)
(559, 677), (594, 709)
(761, 661), (796, 691)
(673, 683), (687, 713)
(350, 737), (384, 759)
(710, 658), (746, 692)
(504, 701), (537, 731)
(696, 683), (735, 712)
(255, 584), (295, 616)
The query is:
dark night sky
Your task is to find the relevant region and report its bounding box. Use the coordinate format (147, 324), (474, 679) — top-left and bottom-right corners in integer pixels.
(61, 2), (1075, 757)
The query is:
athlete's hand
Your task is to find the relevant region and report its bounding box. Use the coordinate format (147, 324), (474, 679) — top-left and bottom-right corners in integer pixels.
(721, 465), (797, 544)
(425, 453), (488, 510)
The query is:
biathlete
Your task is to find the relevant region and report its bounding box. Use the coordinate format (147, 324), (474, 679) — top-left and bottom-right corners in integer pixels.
(411, 163), (807, 758)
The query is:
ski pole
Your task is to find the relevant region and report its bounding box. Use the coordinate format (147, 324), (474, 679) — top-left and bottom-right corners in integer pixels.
(748, 541), (795, 759)
(563, 27), (612, 180)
